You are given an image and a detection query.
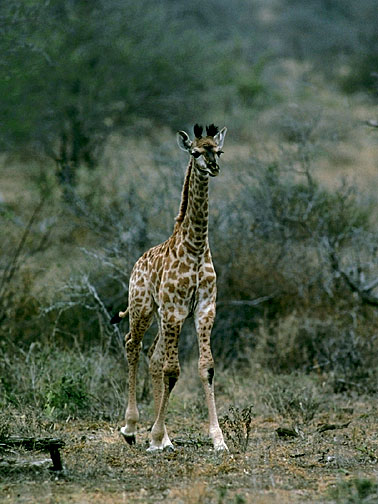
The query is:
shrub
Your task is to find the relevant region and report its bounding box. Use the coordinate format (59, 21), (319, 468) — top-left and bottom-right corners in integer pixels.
(253, 313), (378, 393)
(0, 342), (126, 421)
(329, 477), (378, 503)
(261, 373), (320, 423)
(44, 375), (90, 418)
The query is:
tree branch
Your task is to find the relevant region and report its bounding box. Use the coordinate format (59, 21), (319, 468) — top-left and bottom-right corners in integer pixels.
(327, 241), (378, 308)
(0, 198), (45, 299)
(217, 295), (275, 308)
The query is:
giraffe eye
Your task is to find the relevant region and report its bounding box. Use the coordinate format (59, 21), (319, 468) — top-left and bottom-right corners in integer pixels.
(216, 150), (224, 157)
(191, 150), (202, 159)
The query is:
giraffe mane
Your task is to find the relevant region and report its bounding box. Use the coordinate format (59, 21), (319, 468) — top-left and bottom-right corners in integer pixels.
(175, 159), (193, 224)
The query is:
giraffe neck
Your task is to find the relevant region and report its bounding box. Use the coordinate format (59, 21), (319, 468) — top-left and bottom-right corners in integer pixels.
(177, 158), (209, 254)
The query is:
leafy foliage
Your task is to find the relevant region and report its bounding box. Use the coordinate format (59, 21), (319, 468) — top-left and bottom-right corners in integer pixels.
(0, 0), (266, 179)
(44, 375), (90, 418)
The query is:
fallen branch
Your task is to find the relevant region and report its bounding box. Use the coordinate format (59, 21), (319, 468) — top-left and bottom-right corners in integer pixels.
(217, 295), (275, 308)
(0, 436), (65, 471)
(366, 119), (378, 128)
(317, 421), (351, 433)
(276, 427), (299, 438)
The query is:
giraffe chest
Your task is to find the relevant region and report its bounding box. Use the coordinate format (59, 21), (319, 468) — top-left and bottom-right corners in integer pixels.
(141, 240), (216, 315)
(155, 254), (215, 311)
(159, 260), (199, 306)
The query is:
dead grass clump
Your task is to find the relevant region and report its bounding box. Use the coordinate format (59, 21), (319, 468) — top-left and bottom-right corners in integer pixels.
(220, 405), (254, 453)
(254, 313), (378, 394)
(262, 374), (320, 424)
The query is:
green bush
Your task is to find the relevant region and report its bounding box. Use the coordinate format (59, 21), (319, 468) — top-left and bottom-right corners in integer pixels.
(44, 375), (90, 418)
(340, 54), (378, 96)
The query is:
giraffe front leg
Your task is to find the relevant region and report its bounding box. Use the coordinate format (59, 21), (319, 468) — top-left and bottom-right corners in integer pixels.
(196, 307), (228, 452)
(147, 372), (176, 452)
(148, 320), (182, 452)
(199, 361), (228, 451)
(148, 330), (172, 451)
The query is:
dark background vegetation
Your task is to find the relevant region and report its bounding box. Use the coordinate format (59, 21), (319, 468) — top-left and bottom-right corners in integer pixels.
(1, 0), (378, 426)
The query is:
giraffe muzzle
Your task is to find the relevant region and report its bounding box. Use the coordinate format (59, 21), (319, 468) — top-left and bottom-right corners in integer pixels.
(208, 164), (220, 177)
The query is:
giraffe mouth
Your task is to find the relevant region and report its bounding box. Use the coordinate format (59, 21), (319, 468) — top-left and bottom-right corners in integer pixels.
(195, 163), (220, 177)
(206, 162), (220, 176)
(208, 166), (220, 177)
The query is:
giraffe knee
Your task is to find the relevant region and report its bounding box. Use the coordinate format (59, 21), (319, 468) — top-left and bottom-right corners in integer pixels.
(167, 375), (177, 392)
(149, 352), (162, 378)
(163, 365), (180, 379)
(199, 362), (215, 385)
(207, 367), (214, 385)
(163, 364), (180, 391)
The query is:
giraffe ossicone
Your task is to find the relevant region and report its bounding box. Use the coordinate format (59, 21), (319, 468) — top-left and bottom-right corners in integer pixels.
(111, 124), (228, 452)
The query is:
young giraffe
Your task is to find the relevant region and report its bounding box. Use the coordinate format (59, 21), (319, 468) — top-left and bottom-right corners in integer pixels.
(111, 124), (228, 451)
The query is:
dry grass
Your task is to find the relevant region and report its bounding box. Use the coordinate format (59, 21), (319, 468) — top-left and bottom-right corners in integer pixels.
(1, 367), (377, 504)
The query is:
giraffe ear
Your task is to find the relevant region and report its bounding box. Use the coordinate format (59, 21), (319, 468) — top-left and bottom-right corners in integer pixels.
(214, 127), (227, 149)
(177, 131), (192, 152)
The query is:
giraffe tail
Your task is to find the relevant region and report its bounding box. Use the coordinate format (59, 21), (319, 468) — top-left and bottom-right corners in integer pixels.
(110, 307), (129, 324)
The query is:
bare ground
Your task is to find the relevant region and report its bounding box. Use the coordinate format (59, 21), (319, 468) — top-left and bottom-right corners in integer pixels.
(1, 391), (377, 504)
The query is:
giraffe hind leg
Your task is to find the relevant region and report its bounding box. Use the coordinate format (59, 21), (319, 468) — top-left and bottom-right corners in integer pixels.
(121, 334), (137, 444)
(121, 311), (153, 445)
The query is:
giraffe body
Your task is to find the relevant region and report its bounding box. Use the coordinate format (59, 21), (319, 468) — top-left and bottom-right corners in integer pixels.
(112, 124), (228, 451)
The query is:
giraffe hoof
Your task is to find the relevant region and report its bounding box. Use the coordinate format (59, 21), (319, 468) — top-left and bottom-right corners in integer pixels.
(146, 445), (161, 453)
(214, 442), (229, 452)
(120, 430), (136, 445)
(163, 444), (175, 452)
(146, 442), (175, 453)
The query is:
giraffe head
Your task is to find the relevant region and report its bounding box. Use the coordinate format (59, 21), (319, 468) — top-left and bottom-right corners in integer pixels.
(177, 124), (227, 177)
